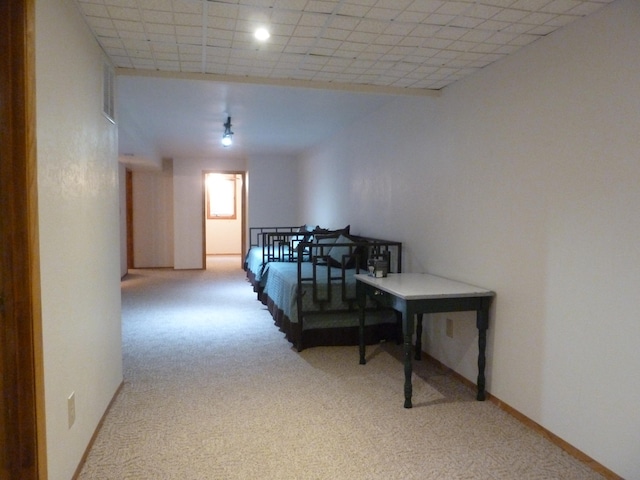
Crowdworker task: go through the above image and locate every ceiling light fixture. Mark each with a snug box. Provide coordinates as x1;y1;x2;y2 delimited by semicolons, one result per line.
254;27;270;41
221;116;233;147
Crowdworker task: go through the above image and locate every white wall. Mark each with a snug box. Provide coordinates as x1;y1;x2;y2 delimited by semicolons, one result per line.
173;156;247;269
299;1;640;478
247;153;300;228
132;160;175;268
130;153;300;268
36;0;123;478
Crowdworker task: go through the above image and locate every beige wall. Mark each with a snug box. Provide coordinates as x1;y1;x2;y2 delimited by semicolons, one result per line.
299;1;640;478
126;152;300;269
173;157;247;269
132;161;175;268
36;0;123;478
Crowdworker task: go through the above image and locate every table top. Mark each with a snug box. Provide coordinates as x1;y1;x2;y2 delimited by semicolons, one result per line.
355;273;494;300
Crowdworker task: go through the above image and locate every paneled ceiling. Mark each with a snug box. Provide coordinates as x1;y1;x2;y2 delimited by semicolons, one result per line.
72;0;614;159
76;0;613;91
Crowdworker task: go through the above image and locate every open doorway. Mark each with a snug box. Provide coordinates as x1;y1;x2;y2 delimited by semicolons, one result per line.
203;171;246;270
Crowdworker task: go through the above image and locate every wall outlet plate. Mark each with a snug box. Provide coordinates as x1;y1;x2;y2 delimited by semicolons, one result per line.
446;318;454;338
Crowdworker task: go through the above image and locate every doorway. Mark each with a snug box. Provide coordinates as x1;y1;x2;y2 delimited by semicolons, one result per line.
203;171;246;270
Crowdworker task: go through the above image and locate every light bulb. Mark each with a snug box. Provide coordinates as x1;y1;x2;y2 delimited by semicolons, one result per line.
254;27;270;41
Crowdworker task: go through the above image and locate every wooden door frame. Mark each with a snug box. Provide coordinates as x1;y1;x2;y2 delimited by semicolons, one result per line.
0;0;46;478
201;170;247;269
126;169;134;270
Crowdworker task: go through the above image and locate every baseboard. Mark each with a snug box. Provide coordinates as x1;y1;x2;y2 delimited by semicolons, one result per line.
422;353;623;480
72;381;124;480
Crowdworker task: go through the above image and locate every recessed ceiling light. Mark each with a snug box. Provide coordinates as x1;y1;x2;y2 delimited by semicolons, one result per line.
254;27;270;41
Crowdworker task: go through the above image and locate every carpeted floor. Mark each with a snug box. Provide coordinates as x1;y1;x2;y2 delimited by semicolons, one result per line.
78;255;603;479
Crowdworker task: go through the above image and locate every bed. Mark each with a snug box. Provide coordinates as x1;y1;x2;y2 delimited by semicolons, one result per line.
244;225;403;351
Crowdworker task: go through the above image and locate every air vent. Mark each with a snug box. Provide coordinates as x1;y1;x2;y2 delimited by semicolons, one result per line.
103;61;115;124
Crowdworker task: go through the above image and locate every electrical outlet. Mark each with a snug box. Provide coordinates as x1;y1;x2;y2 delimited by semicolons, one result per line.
68;392;76;429
446;318;454;338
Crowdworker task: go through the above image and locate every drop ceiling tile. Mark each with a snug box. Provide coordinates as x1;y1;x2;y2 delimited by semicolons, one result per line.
138;0;173;10
526;24;557;35
74;0;615;91
107;6;141;20
510;0;554;11
329;15;360;30
509;33;539;46
541;0;582;13
522;11;558;24
154;51;179;60
365;7;400;21
486;31;520;45
274;0;309;9
424;13;457;25
467;4;503;19
244;0;277;7
103;0;137;7
86;16;117;29
147;33;177;42
492;8;530;22
478;19;512;31
337;4;370;17
270;10;303;24
394;10;428;23
304;1;336;14
174;13;202;26
80;3;110;16
293;25;324;37
155;60;181;69
299;12;329;27
435;1;475;16
449;16;485;29
346;31;377;43
112;19;145;32
500;22;535;33
544;13;579;27
172;0;202;14
93;27;120;38
142;10;173;23
568;1;607;15
480;0;519;6
435;26;468;40
154;42;179;53
383;22;415;36
105;47;128;57
110;55;134;67
146;22;174;33
175;25;201;36
376;34;404;46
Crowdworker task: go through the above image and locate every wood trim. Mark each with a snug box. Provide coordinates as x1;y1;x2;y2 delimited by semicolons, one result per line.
202;170;246;268
421;353;622;480
126;170;134;270
0;0;45;478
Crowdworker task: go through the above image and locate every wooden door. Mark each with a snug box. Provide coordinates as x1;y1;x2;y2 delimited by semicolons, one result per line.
0;0;44;478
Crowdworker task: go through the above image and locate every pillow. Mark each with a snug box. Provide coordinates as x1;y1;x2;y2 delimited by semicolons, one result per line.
313;224;350;236
328;234;361;268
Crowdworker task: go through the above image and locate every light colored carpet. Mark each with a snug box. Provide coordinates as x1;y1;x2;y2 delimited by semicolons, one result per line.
78;256;603;479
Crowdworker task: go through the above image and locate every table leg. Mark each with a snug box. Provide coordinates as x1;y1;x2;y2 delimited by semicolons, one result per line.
403;308;414;408
414;313;423;360
476;306;490;401
358;283;366;365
